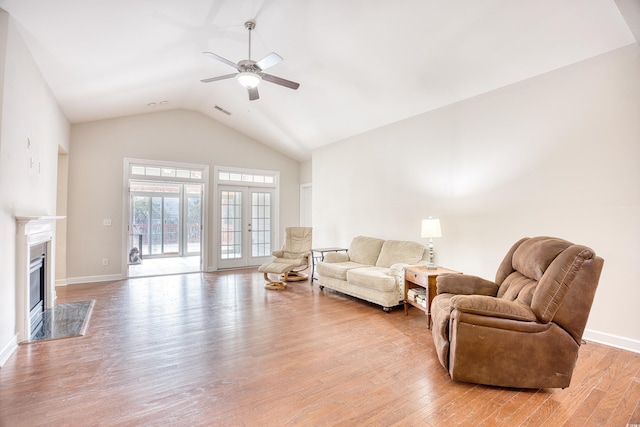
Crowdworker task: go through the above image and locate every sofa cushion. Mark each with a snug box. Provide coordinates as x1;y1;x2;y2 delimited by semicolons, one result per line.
317;261;369;281
348;236;385;266
347;267;397;292
375;240;425;268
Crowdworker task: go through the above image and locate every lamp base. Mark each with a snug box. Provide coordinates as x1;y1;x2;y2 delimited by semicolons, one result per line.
427;241;437;270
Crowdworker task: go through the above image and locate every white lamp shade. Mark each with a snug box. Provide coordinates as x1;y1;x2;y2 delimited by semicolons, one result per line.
236;72;261;88
421;218;442;238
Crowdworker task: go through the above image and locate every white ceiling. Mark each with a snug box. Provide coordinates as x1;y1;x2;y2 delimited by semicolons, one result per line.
0;0;635;161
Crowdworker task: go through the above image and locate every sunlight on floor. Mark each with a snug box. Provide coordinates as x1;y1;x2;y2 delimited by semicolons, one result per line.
128;256;201;278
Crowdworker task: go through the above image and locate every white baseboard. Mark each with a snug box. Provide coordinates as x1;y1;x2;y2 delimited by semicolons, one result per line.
0;335;18;367
583;328;640;354
65;274;124;285
55;278;68;286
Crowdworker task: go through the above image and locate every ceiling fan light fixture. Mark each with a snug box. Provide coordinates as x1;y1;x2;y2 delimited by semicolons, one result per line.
236;72;261;88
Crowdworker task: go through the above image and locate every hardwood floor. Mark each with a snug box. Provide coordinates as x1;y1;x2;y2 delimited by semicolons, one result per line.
1;269;639;426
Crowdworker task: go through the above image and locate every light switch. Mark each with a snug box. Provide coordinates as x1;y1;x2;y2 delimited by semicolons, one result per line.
103;219;112;226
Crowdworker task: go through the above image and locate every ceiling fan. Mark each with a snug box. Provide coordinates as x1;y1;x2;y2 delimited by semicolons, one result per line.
201;20;300;101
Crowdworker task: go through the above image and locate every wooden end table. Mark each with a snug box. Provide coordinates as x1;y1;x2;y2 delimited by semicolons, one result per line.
404;266;461;328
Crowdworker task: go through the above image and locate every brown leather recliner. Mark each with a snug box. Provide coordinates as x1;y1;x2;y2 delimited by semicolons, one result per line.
430;236;604;389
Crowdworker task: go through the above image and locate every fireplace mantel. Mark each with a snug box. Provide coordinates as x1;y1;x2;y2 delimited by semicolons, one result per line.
15;215;65;342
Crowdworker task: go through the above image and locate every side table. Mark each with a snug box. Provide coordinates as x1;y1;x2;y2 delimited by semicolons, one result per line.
404;266;461;328
310;247;348;282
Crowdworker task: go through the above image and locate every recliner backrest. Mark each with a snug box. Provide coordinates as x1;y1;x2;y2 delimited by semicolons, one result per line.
281;227;313;257
493;236;603;343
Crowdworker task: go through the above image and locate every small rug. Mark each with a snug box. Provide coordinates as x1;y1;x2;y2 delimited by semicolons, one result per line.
24;300;95;344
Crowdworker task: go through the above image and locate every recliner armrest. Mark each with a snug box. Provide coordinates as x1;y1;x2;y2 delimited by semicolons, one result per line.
453;311;550;334
323;252;350;263
272;250;284;258
286;252;309;259
451;295;537;322
436;274;498;296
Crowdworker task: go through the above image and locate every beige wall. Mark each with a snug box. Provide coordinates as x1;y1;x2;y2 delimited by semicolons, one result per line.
313;44;640;351
300;160;312;184
0;11;70;361
67;109;300;281
55;148;69;284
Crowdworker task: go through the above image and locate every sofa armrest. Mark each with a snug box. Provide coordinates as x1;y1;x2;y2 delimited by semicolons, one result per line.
450;295;537;322
436;274;499;296
323;252;350;263
387;263;409;283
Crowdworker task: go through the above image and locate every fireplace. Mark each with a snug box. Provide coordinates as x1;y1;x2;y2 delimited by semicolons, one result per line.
29;243;47;336
16;216;64;342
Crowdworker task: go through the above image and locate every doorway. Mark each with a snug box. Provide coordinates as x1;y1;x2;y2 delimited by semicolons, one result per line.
215;167;279;270
218;186;274;269
124;159;207;278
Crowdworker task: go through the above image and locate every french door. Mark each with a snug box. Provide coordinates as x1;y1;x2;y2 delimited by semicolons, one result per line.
218;185;274;269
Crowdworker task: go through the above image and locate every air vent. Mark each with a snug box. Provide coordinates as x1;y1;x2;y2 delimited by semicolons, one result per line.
214;105;231;116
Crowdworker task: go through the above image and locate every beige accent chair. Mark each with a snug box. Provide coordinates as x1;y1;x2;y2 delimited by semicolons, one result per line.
430;236;604;389
258;227;312;290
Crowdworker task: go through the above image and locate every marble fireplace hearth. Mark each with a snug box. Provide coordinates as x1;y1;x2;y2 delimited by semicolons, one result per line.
26;300;94;343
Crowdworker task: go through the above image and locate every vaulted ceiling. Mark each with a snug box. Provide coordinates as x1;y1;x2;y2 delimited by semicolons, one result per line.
0;0;636;161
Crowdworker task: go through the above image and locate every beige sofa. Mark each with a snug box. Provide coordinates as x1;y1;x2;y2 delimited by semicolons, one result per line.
317;236;428;311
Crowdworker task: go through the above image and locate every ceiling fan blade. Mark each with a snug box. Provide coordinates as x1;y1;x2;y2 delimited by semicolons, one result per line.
260;73;300;90
248;87;259;101
203;51;240;71
200;73;238;83
255;52;283;71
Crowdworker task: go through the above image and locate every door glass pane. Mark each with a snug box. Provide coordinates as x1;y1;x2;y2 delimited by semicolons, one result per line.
131;196;150;257
151;197;163;255
221;190;242;259
163;197;180;255
251;191;271;257
186;195;202;254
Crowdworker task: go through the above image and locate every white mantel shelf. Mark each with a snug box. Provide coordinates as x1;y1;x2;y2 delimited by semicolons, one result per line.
16;215;66;222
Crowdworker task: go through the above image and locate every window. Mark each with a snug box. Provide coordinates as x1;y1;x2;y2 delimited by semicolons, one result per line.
218;171;275;184
130;164;204;181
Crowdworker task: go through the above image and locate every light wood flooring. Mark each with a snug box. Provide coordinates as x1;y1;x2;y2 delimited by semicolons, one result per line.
1;269;639;426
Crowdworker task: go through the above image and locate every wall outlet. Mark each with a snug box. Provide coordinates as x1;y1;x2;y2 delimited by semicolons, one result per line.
102;258;109;266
